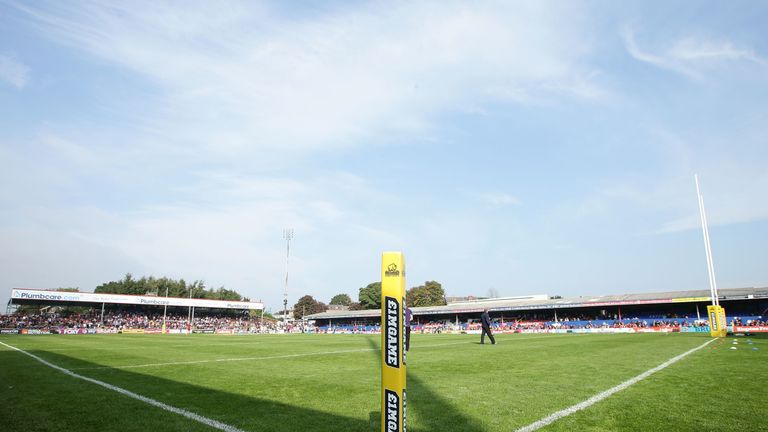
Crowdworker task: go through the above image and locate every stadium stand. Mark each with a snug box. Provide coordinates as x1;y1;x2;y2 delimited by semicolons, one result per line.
0;311;302;334
308;287;768;334
3;286;766;335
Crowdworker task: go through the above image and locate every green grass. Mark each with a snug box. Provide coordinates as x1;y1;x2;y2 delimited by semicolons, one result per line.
0;333;765;431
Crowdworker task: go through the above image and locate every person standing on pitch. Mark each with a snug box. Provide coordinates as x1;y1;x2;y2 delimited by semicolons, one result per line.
480;309;496;345
405;307;412;351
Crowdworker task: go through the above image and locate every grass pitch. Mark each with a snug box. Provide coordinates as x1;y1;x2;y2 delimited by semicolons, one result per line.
1;332;765;431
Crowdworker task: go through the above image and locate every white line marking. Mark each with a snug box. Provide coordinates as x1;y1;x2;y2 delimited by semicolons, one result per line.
18;345;155;352
2;333;561;353
514;338;717;432
72;341;472;370
68;335;567;370
0;341;246;432
20;338;322;352
77;348;380;370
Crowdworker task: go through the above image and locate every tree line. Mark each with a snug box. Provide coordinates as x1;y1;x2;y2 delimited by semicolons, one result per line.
94;273;247;301
45;273;446;319
292;280;446;319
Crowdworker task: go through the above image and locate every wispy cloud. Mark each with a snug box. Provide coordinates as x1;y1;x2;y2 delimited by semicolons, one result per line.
0;161;390;297
458;188;521;207
622;27;766;79
669;38;765;63
655;168;768;234
0;53;29;88
568;124;768;236
39;133;99;166
5;2;766;307
15;1;603;156
478;192;521;207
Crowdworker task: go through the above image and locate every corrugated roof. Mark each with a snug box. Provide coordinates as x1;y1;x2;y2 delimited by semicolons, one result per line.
306;287;768;320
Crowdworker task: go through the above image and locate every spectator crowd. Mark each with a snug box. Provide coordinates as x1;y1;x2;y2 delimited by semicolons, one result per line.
2;311;764;335
0;311;289;334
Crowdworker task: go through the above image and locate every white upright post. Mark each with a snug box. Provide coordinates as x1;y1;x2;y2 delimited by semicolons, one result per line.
695;175;719;306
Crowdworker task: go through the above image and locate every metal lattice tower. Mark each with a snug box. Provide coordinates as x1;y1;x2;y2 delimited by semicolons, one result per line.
282;228;294;327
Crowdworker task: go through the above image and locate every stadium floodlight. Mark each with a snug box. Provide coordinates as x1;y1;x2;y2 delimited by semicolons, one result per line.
187;285;193;335
282;228;294;328
162;286;169;333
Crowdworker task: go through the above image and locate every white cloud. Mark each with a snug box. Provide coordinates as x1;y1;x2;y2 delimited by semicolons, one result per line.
478;192;522;207
622;27;766;79
0;225;144;292
669;38;765;63
9;168;389;302
16;1;604;156
578;168;768;236
39;133;99;165
0;54;29;88
568;124;768;236
457;188;521;207
656;167;768;234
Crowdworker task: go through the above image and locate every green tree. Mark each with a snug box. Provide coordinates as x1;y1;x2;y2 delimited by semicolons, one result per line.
94;274;245;301
358;282;382;309
188;280;207;299
210;287;241;301
54;288;86;315
250;309;276;321
293;295;328;319
329;293;352;306
406;281;446;307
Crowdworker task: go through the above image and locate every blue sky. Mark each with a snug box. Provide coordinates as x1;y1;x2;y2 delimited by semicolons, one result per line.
1;1;767;312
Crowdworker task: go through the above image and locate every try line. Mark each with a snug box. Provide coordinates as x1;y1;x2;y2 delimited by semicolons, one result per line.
514;338;717;432
0;340;246;432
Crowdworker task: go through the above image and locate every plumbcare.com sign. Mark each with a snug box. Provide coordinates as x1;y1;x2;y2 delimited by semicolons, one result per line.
11;288;263;310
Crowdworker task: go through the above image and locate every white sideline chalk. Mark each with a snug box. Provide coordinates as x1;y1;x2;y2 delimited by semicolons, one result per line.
0;341;246;432
514;338;716;432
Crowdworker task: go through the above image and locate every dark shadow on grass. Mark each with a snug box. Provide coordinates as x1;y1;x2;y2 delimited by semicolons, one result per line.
2;348;377;432
4;334;490;432
364;337;485;432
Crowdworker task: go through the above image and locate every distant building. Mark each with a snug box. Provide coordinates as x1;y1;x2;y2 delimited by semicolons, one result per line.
273;308;295;322
447;294;549;305
446;296;481;303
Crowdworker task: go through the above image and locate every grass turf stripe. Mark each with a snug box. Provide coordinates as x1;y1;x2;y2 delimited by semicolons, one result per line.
0;340;246;432
514;338;716;432
70;340;473;370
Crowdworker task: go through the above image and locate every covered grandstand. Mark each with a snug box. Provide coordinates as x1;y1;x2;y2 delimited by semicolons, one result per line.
3;288;266;335
307;287;768;333
7;288;263;312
